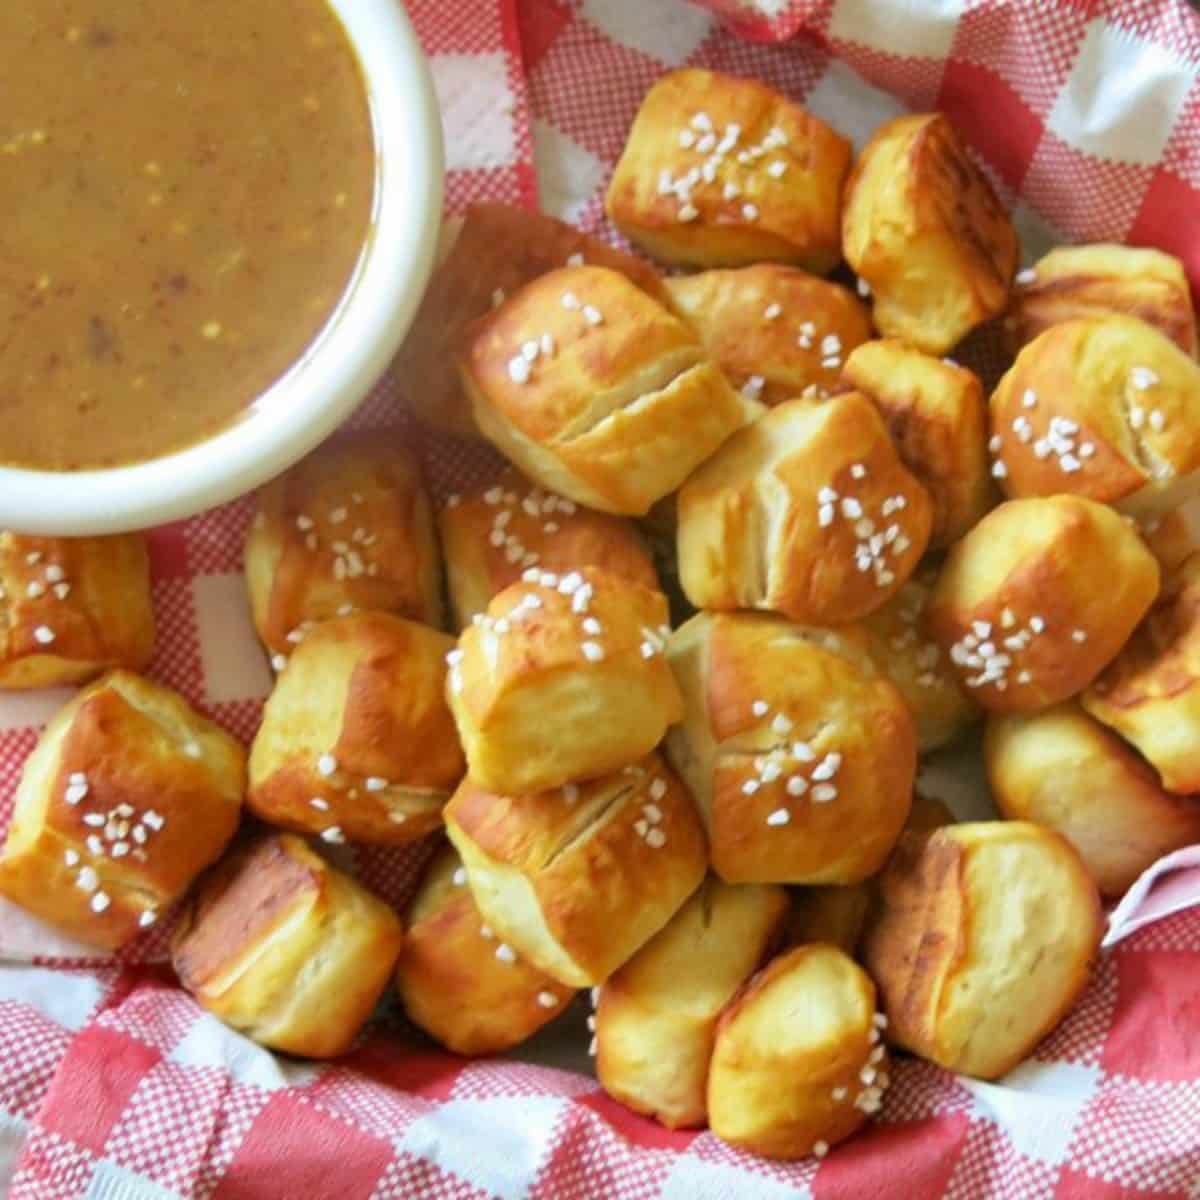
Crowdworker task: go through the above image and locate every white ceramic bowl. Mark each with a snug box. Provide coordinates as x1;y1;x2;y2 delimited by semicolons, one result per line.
0;0;444;536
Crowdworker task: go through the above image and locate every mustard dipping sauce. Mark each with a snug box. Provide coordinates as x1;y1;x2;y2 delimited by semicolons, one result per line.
0;0;376;470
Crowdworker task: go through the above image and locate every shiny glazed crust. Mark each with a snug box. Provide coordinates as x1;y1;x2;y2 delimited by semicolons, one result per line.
842;113;1018;354
989;316;1200;519
840;339;993;547
0;671;244;948
677;394;933;625
0;533;154;690
439;469;658;630
245;434;443;658
665;611;916;885
707;944;887;1159
985;702;1200;895
606;69;851;272
1006;244;1197;357
926;496;1160;713
445;567;682;794
665;265;871;407
444;753;708;987
248;613;463;845
395;843;575;1055
461;265;761;516
1083;553;1200;793
172;833;404;1059
860;821;1102;1080
595;878;790;1128
397;203;669;437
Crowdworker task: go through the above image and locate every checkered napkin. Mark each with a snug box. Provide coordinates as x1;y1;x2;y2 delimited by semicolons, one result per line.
2;0;1200;1195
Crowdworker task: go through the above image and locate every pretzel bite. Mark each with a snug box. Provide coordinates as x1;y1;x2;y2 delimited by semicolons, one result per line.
785;885;873;956
248;613;463;845
396;204;668;437
594;877;789;1128
861;821;1102;1079
664;265;871;407
986;703;1200;896
841;339;993;547
860;567;981;753
0;671;243;948
1083;553;1200;793
606;69;851;272
842;113;1019;354
173;833;404;1059
461;265;760;516
677;394;933;625
989;316;1200;519
245;434;443;662
665;611;916;885
444;753;707;987
395;843;576;1055
707;945;892;1160
1006;244;1197;357
440;468;658;630
445;567;681;795
0;532;153;690
1141;505;1200;574
926;496;1159;713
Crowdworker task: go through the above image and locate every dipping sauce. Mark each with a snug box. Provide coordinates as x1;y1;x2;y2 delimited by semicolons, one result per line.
0;1;375;470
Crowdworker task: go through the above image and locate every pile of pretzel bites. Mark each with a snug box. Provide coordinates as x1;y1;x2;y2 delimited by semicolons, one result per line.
4;67;1200;1163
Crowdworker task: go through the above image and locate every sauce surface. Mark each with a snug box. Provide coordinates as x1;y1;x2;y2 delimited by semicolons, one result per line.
0;1;375;470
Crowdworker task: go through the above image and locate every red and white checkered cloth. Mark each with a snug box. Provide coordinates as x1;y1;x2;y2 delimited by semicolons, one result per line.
2;0;1200;1195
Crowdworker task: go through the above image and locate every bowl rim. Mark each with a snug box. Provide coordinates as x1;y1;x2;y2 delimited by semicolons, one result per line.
0;0;445;536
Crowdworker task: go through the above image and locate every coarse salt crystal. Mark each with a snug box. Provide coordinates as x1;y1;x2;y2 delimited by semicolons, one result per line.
766;808;790;827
